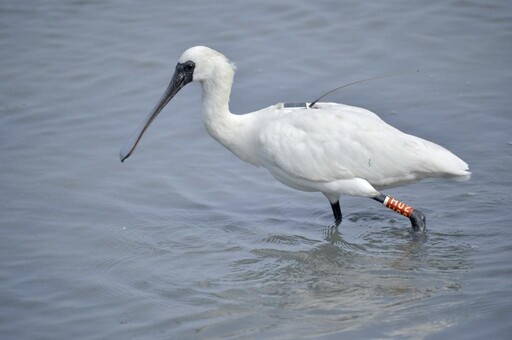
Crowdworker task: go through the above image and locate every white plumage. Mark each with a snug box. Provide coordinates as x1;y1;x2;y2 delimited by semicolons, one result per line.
120;46;470;231
254;102;469;193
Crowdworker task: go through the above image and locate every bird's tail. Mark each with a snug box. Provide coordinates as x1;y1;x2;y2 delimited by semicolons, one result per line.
431;145;471;181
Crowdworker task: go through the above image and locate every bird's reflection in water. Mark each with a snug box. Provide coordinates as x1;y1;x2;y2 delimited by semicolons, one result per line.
241;214;472;332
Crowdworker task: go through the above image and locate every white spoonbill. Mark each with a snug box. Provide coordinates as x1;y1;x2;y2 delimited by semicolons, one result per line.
120;46;471;232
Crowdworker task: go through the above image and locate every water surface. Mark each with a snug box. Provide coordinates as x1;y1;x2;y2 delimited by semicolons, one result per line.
1;0;511;339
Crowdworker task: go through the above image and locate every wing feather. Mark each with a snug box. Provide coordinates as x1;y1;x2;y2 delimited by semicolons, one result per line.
256;103;467;187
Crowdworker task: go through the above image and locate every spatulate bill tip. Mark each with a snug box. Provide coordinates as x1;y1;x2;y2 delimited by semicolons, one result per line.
119;151;129;163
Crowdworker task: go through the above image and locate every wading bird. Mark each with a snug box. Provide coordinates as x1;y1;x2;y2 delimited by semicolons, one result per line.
120;46;470;232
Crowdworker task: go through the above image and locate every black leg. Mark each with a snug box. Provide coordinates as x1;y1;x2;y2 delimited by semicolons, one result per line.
330;201;342;226
409;210;426;232
372;194;426;232
372;193;387;204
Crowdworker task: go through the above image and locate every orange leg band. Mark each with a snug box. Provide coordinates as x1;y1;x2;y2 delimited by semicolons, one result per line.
383;196;414;218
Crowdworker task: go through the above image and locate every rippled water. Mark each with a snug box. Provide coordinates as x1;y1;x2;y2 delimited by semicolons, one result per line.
1;0;511;339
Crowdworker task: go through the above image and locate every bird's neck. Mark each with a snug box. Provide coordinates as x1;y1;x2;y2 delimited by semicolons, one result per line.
200;77;257;165
201;77;232;124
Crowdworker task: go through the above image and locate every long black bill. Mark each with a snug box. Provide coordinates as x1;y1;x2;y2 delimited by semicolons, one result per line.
119;69;189;162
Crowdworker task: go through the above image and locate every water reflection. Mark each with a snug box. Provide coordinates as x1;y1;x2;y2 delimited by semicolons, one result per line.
2;0;509;338
105;217;474;337
248;218;471;313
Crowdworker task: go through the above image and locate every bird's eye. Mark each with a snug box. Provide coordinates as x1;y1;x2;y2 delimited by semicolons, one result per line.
185;62;194;71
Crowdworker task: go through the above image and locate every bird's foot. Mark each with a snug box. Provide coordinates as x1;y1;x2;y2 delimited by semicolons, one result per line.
409;210;426;233
334;217;342;227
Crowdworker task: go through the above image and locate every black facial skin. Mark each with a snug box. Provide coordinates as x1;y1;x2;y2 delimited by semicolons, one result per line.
176;60;195;85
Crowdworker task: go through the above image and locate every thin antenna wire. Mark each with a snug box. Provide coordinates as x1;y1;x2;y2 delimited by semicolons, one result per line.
309;70;420;108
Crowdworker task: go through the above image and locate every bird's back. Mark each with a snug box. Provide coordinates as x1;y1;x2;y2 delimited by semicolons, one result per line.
255;102;470;189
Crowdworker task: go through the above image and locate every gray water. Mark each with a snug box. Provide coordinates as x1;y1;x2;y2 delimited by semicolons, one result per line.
1;0;511;339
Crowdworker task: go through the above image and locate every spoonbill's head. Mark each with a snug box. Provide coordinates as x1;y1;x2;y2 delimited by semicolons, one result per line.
119;46;235;162
179;46;236;82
